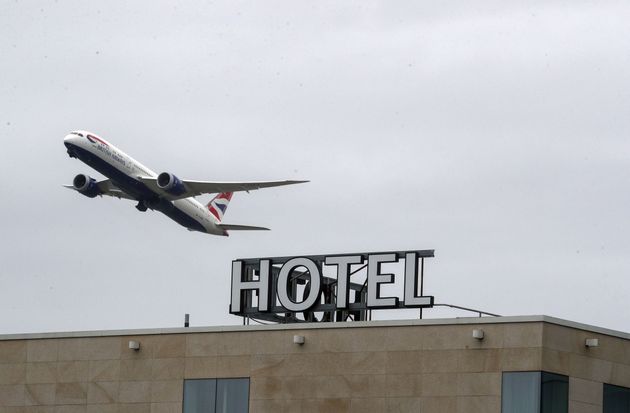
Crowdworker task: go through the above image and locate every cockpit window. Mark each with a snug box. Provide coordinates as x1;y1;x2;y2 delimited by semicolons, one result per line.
71;131;84;137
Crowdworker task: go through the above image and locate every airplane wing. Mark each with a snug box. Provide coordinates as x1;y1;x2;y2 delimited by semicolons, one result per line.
137;177;308;200
64;179;136;200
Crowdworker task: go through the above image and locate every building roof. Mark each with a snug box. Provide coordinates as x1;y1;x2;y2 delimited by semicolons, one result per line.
0;315;628;342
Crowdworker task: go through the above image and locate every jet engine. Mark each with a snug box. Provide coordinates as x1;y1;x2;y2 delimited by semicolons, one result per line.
72;174;102;198
156;172;187;196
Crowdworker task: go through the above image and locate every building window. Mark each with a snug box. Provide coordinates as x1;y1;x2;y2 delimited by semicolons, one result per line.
183;378;249;413
604;384;630;412
502;371;568;413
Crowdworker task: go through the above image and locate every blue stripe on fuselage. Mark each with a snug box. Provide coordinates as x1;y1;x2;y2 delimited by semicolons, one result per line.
65;142;206;233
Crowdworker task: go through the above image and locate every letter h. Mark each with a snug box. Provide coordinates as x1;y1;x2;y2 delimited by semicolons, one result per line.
230;260;271;313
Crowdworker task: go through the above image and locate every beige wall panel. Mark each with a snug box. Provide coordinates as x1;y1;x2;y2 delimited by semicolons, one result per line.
420;326;469;350
384;327;425;352
86;381;118;404
456;372;501;396
568;400;601;413
54;405;87;413
117;402;151;413
153;336;185;359
84;338;120;362
249;398;293;413
385;351;423;374
213;332;253;356
184;357;218;379
25;383;56;406
117;380;151;403
385;374;422;397
285;352;351;377
0;342;26;364
54;383;87;405
215;355;251;377
345;374;387;398
87;360;119;382
421;373;458;396
240;331;292;355
611;362;630;388
186;334;219;358
86;405;117;413
349;397;387;413
569;353;613;383
150;380;183;403
457;349;501;373
541;348;571;375
456;395;501;413
503;323;543;348
348;351;386;375
500;348;542;371
543;324;580;353
385;396;422;412
24;406;56;413
569;377;602;406
249;375;285;400
307;375;352;399
150;402;182;413
151;358;184;380
250;354;287;377
27;341;59;363
0;363;26;385
422;350;460;373
119;359;153;381
57;339;90;362
26;363;58;384
299;397;351;412
56;361;89;383
421;396;457;413
0;384;25;406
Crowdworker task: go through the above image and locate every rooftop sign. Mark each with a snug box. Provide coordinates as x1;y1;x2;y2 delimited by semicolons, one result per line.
230;250;434;323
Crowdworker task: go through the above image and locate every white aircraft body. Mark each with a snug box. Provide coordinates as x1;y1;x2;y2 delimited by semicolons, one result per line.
63;131;306;236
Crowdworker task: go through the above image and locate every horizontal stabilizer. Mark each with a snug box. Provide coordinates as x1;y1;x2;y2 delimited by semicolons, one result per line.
217;224;270;231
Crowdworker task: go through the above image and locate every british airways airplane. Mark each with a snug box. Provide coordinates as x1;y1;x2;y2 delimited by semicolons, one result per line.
63;130;307;236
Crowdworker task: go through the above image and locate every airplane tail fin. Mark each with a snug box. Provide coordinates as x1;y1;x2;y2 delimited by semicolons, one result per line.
207;192;233;222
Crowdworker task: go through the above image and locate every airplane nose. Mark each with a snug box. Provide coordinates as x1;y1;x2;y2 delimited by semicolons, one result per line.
64;134;79;157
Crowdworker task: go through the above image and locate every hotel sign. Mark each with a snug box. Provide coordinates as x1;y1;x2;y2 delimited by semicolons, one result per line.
230;250;434;323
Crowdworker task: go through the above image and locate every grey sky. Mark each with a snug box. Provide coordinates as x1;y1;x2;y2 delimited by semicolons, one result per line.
1;1;629;334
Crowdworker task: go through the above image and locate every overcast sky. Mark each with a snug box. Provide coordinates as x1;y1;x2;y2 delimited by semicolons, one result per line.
1;1;629;334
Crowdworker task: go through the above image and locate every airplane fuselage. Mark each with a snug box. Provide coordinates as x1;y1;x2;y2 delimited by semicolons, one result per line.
64;131;227;235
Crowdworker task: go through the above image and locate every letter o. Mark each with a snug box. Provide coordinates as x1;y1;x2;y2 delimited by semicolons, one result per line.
277;258;322;312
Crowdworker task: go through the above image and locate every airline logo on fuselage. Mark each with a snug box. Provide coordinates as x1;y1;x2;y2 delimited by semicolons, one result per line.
86;134;109;146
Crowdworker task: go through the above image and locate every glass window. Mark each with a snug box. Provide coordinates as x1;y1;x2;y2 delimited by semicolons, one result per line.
184;378;249;413
502;371;541;413
184;379;216;413
604;384;630;413
502;371;568;413
541;372;568;413
216;378;250;413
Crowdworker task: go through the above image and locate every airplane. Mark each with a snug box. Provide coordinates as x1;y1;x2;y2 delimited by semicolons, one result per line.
63;130;307;236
